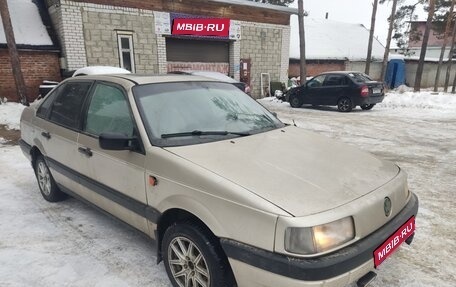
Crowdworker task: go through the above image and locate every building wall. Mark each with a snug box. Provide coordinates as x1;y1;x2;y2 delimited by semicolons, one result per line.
409;22;448;48
404;60;456;88
82;10;158;73
288;60;345;78
52;0;290;99
345;61;382;81
240;23;289;98
0;50;61;102
167;62;229;74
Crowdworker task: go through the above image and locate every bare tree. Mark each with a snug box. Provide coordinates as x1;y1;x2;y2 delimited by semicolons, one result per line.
380;0;399;82
414;0;436;92
0;0;28;105
445;17;456;91
434;0;455;92
298;0;307;84
366;0;379;75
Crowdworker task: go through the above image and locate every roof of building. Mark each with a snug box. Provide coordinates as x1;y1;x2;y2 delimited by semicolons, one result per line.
289;16;385;61
0;0;57;50
210;0;298;15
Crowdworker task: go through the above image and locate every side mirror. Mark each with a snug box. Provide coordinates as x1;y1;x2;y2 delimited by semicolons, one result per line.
99;132;138;151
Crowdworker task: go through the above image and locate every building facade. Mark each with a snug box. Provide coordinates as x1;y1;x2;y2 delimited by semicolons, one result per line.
45;0;294;98
0;0;60;102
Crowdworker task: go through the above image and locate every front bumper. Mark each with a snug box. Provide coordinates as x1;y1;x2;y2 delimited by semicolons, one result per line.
221;192;418;285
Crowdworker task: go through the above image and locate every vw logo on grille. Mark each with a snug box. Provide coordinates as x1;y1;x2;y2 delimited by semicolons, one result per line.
384;197;392;217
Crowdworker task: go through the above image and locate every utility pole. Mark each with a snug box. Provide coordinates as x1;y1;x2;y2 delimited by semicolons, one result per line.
0;0;28;105
298;0;307;85
366;0;379;75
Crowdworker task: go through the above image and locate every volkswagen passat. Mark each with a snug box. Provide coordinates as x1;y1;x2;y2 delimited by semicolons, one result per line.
20;74;418;287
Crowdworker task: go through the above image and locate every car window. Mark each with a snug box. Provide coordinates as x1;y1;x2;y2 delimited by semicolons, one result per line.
84;83;134;137
37;84;65;119
323;75;347;86
307;75;326;88
348;73;372;83
48;82;92;129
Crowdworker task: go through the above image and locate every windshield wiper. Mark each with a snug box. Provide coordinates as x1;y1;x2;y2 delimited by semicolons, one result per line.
161;130;250;139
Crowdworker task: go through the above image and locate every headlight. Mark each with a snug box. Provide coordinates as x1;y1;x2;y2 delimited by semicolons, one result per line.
284;217;355;255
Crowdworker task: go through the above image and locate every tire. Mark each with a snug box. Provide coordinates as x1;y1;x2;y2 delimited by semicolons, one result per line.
361;104;375;110
289;94;303;108
337;97;353;112
162;222;235;287
34;156;66;202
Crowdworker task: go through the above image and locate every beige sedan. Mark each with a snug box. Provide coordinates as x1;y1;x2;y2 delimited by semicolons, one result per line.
20;74;418;287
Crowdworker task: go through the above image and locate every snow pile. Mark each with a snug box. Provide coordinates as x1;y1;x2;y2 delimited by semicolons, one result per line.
383;91;456;111
0;0;53;46
0;102;26;130
289;16;384;61
72;66;131;77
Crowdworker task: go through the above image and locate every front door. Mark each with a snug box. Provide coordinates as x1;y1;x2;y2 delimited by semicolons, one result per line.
77;82;149;234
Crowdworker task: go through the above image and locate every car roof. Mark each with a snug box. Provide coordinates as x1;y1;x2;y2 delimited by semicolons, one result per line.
67;74;222;85
318;71;363;75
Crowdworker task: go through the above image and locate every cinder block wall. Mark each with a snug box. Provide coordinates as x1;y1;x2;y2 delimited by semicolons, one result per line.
0;50;61;102
82;10;159;73
240;23;289;99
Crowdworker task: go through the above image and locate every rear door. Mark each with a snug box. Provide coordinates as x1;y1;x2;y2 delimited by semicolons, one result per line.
34;81;93;193
320;74;350;105
77;81;149;234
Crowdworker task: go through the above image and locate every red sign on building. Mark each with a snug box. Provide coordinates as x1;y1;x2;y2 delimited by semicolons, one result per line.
172;18;230;37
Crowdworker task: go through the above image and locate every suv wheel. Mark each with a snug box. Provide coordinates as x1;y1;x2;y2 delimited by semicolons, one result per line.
34;156;66;202
289;94;303;108
337;97;353;112
361;104;375;110
162;222;235;287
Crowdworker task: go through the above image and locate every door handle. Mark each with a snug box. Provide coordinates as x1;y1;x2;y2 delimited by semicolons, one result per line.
78;147;93;157
41;131;51;139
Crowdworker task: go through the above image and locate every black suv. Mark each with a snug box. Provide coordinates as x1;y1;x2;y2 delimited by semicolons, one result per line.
286;71;384;112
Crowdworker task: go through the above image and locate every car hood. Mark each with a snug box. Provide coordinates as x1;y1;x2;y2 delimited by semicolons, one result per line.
164;126;399;217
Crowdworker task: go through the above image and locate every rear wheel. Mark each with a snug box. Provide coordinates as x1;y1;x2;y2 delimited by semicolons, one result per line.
289;94;303;108
34;156;66;202
162;222;235;287
337;97;353;112
361;104;375;110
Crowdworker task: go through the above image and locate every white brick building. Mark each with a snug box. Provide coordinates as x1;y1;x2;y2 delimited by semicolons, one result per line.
45;0;296;98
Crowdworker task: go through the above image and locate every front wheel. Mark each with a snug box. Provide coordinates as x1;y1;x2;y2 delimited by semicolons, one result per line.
337;97;353;112
361;104;375;110
162;222;235;287
289;94;303;108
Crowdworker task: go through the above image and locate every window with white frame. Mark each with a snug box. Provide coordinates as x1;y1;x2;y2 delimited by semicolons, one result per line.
117;33;135;72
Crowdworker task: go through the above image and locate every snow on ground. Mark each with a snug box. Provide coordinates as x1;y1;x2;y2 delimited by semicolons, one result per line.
0;90;455;286
0;102;26;130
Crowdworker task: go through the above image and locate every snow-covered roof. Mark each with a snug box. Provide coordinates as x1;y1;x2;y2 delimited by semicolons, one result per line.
210;0;298;14
0;0;54;47
290;16;385;61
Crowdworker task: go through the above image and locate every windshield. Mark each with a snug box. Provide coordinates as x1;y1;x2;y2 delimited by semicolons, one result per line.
133;81;284;147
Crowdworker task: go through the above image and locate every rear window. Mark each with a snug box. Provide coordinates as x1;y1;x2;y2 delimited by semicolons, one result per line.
348;73;372;83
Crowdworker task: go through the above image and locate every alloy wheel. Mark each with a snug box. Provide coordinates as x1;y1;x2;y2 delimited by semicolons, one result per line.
168;236;210;287
338;98;352;112
37;161;52;196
